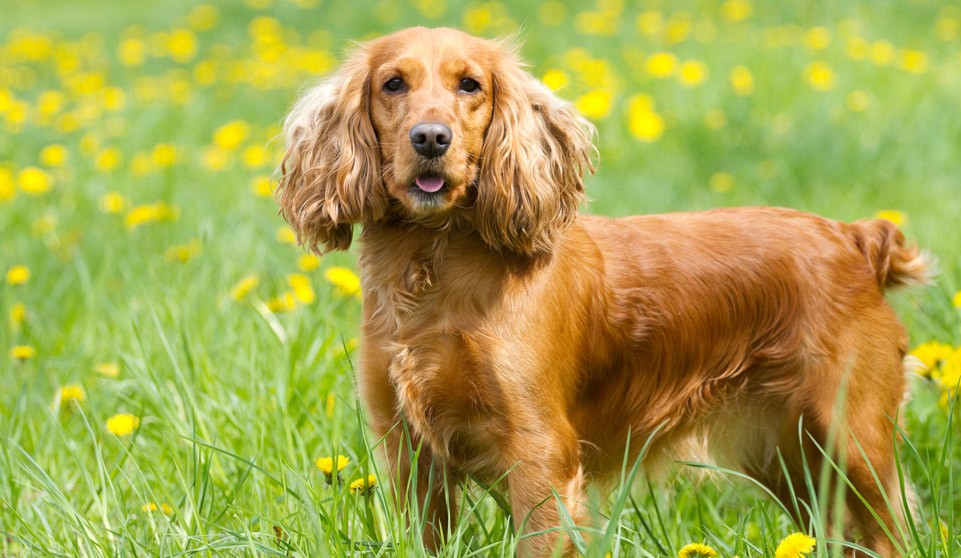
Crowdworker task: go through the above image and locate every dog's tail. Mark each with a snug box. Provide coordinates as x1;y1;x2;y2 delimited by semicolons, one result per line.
848;218;934;290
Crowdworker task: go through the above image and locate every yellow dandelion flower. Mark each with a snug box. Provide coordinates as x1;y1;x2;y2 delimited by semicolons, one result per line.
124;202;179;229
325;267;362;298
165;239;202;263
18;167;52;195
105;413;140;436
575;89;613;120
541;69;569;91
7;265;30;285
10;303;26;327
288;273;316;304
95;362;121;378
775;532;816;558
298;253;321;272
708;172;735;193
729;65;754;96
32;213;56;236
349;474;378;494
11;345;36;360
325;392;336;417
678;60;708;86
900;49;929;74
626;94;665;142
804;26;832;50
678;542;717;558
166;29;197;64
102;87;126;112
266;292;297;313
0;167;15;201
646;51;678;77
57;385;86;406
98;192;129;214
213;120;250;150
870;40;895;66
242;145;269;168
804;61;836;91
952;291;961;308
874;209;906;226
251;176;273;198
845;36;869;60
315;455;350;475
636;10;663;36
36;90;66;119
118;38;146;67
39;144;69;167
230;275;259;301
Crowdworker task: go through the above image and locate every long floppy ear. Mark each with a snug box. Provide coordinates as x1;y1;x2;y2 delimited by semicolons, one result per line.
277;47;386;253
474;42;597;256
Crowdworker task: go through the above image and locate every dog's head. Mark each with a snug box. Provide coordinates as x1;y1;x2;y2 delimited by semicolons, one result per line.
278;27;595;255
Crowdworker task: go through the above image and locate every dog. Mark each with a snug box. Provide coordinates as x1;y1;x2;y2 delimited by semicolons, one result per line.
277;27;928;556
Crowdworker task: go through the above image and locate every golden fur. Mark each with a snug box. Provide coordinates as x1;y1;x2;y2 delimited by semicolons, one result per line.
278;27;929;556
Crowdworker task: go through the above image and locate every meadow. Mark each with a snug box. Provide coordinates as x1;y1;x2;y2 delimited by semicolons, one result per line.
1;0;960;556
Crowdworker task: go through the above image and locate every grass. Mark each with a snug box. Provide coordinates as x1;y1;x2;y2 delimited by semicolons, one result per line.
1;0;960;556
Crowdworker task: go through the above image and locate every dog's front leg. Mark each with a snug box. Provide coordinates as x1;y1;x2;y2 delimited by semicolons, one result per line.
508;434;587;558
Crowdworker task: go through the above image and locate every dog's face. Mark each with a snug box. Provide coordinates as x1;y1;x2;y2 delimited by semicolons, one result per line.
278;27;596;255
367;28;495;218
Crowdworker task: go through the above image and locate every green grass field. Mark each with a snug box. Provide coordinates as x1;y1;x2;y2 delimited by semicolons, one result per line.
2;0;960;556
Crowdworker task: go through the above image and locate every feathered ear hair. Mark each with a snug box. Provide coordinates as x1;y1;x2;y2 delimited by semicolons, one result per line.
276;47;386;253
474;41;597;256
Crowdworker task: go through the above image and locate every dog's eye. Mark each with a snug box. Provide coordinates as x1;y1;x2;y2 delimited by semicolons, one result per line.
458;77;480;93
384;77;406;93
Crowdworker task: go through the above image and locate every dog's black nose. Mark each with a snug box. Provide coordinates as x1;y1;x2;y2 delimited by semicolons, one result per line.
409;122;452;158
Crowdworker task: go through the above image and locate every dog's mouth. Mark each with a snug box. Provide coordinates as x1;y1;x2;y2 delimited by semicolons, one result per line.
410;174;447;195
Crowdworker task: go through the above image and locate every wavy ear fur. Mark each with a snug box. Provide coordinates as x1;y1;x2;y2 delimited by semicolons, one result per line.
475;42;597;256
277;49;385;253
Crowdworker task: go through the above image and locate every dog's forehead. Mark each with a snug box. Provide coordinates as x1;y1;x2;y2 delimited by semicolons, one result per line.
368;27;495;68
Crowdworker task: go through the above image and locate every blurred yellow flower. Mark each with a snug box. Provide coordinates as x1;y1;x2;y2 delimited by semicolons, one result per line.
202;147;231;171
626;94;664;142
214;120;250;150
678;60;708;86
18;167;52;195
298;253;321;272
646;51;678;77
141;502;173;514
242;145;269;168
870;40;895;65
900;49;929;73
804;27;832;50
102;87;126;111
251;176;273;197
106;413;140;436
874;209;906;226
953;291;961;308
7;265;30;285
539;1;566;27
151;144;178;167
95;147;123;173
40;144;69;167
230;275;259;301
11;345;36;360
165;239;203;263
57;385;86;406
775;532;816;558
636;10;663;36
804;61;836;91
677;543;717;557
276;226;297;244
846;90;870;112
708;172;735;193
118;38;146;66
187;5;219;31
575;89;613;120
266;292;297;313
349;474;378;494
288;273;316;304
125;202;179;229
0;167;15;201
95;362;121;378
166;29;197;63
99;192;129;214
845;36;869;60
541;69;569;91
10;303;26;327
719;0;752;23
325;267;362;298
575;11;616;36
729;65;754;96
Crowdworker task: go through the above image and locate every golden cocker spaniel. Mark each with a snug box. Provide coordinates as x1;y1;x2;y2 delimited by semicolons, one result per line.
277;27;928;556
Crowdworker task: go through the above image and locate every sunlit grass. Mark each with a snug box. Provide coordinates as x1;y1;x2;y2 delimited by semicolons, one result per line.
2;0;960;556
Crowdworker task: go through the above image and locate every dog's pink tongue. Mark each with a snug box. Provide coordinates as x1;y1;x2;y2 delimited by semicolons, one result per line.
415;175;445;193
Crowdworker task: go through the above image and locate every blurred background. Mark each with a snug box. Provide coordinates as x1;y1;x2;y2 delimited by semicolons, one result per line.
2;0;960;555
